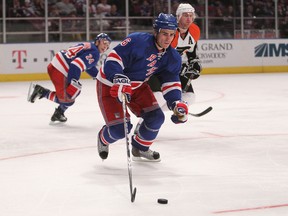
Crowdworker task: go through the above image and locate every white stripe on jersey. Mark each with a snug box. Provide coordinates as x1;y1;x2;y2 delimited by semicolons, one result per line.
161;81;182;95
71;57;87;71
51;52;69;77
106;50;124;70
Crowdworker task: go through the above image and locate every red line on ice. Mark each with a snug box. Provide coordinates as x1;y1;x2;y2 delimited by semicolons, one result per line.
213;203;288;214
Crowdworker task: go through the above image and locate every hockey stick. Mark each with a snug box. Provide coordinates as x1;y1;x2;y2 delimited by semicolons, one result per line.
189;106;213;117
122;95;137;203
181;66;213;117
181;65;199;93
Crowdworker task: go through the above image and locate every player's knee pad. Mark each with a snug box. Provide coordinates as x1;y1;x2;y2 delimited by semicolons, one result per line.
142;108;165;129
108;121;133;140
138;108;164;140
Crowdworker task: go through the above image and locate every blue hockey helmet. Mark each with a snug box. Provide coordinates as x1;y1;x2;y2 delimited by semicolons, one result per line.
153;13;178;32
94;33;112;43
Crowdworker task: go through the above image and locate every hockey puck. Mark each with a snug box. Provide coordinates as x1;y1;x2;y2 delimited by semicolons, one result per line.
157;198;168;204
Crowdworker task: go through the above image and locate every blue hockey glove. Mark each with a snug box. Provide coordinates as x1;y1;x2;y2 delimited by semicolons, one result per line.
170;100;189;124
66;79;82;99
110;74;132;103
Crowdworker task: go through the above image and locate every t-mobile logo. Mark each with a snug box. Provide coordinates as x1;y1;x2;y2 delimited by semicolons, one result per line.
12;50;27;69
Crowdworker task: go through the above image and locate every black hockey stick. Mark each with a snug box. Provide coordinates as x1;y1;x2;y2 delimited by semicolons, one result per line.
189;106;213;117
181;66;213;117
122;95;137;202
181;62;200;93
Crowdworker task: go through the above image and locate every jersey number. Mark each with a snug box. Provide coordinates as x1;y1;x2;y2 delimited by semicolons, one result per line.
65;45;84;59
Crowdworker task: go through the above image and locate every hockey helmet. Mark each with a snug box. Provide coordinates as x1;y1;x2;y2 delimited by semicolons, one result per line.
94;33;112;43
153;13;178;32
176;3;196;21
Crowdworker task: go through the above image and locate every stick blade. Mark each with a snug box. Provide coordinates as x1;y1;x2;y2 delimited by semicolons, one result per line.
131;187;137;202
189;106;213;117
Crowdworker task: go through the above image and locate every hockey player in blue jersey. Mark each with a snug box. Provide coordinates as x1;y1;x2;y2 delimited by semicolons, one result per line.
96;13;189;162
27;33;111;122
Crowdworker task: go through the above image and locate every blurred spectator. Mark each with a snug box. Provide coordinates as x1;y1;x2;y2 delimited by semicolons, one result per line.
262;0;275;17
139;0;153;26
129;0;141;25
10;0;24;17
75;0;86;16
97;0;111;16
92;5;110;30
279;15;288;38
49;4;60;18
88;0;98;17
106;4;123;27
277;0;287;17
153;1;163;16
4;0;288;41
33;0;45;17
129;0;141;16
109;0;125;15
222;5;234;38
55;0;81;41
171;1;180;15
22;0;44;30
49;4;60;41
212;6;233;38
55;0;77;16
22;0;37;17
106;4;124;39
244;3;256;29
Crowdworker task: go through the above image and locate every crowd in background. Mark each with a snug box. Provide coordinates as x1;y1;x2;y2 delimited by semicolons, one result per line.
4;0;288;39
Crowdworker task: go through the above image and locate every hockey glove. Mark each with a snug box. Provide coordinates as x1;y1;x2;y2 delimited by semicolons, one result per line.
170;100;189;124
110;74;132;103
66;79;82;100
187;57;202;79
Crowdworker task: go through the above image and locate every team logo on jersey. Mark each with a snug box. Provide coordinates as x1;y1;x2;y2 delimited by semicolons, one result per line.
121;38;131;46
85;54;94;64
146;54;158;76
146;54;157;61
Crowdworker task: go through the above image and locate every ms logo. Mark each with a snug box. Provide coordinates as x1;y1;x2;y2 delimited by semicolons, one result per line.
255;43;288;57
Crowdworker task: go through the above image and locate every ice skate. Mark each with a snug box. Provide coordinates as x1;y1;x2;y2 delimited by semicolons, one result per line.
27;83;48;103
51;107;67;122
132;147;161;162
97;129;109;160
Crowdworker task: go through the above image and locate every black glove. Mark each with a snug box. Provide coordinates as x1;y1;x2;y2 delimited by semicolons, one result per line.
186;58;202;79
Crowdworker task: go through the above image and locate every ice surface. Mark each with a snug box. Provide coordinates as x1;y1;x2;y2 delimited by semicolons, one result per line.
1;73;288;216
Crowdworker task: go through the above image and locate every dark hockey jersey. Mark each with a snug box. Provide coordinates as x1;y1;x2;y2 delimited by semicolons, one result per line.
97;32;182;108
51;42;100;83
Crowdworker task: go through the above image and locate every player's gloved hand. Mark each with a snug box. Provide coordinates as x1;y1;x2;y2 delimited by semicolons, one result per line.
110;74;132;103
170;100;189;124
187;57;202;79
66;79;82;99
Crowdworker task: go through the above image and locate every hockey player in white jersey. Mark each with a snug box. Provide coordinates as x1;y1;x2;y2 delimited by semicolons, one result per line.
96;13;189;162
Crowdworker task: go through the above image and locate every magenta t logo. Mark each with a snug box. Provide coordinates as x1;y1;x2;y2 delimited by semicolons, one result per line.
12;50;27;69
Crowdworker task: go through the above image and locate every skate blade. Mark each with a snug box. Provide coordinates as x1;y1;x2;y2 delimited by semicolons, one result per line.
49;121;66;126
27;83;35;102
132;156;161;162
